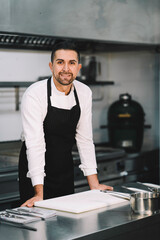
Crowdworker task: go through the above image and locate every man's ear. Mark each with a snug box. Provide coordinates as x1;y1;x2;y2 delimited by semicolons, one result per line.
49;62;53;72
78;63;82;71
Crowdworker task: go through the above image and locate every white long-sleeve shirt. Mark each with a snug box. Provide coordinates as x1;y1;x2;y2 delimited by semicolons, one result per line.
21;77;97;186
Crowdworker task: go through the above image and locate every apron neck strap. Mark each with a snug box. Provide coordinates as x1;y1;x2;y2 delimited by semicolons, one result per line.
47;77;52;108
73;87;80;106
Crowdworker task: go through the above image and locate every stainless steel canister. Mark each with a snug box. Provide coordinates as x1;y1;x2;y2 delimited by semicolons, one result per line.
130;192;160;215
152;188;160;209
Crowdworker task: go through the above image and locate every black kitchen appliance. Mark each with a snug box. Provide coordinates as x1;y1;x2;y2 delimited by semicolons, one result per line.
108;93;145;153
80;56;98;82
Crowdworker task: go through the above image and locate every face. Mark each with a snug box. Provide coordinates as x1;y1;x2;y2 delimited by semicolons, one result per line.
49;49;81;86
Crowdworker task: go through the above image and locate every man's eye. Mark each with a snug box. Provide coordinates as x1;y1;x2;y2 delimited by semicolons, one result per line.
70;61;75;65
57;61;63;64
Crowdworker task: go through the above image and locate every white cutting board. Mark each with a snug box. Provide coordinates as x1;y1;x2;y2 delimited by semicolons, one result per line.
34;190;128;214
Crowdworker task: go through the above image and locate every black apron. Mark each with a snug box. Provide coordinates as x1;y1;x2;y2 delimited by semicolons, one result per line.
18;77;81;204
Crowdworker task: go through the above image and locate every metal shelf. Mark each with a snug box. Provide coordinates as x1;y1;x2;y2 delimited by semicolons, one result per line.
0;82;34;88
0;80;114;111
80;81;114;85
0;82;34;111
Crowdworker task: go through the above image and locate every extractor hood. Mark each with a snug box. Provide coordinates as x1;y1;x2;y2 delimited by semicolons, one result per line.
0;31;159;53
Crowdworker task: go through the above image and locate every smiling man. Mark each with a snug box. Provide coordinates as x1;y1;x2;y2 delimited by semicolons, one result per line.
18;40;113;207
49;48;81;94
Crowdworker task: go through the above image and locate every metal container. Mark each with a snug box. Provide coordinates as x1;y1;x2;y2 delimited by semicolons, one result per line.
80;56;98;82
130;192;160;215
152;188;160;209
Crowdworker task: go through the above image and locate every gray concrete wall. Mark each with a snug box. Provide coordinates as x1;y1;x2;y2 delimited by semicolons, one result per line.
0;0;160;44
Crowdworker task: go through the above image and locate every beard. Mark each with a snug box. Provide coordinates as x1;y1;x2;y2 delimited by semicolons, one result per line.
53;71;75;86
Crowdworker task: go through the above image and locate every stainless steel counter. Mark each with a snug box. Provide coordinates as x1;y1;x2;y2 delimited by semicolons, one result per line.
0;202;160;240
0;141;21;207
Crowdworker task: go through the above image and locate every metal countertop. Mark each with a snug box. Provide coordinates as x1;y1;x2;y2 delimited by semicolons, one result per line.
0;201;160;240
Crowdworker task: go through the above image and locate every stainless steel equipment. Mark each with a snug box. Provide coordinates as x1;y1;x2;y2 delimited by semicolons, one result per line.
73;145;127;192
0;141;21;210
130;191;160;215
102;189;160;215
0;141;158;210
0;141;127;208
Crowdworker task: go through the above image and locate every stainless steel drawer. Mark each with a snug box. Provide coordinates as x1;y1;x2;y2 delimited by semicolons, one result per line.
0;171;19;203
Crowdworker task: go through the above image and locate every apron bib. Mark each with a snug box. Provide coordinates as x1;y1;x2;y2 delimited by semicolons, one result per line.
19;77;80;203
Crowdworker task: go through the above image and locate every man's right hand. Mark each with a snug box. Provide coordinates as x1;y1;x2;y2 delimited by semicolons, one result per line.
21;195;43;207
21;184;43;207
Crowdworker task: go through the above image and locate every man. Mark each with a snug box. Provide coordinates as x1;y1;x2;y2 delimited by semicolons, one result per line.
19;40;113;207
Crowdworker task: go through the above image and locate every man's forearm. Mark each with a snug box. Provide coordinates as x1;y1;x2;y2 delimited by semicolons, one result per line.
87;174;99;189
21;184;44;207
34;184;43;199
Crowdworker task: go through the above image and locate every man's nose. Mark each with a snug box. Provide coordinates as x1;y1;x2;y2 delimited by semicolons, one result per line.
63;63;69;71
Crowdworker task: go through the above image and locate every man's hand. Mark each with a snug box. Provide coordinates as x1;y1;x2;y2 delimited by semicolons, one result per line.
21;184;43;207
87;174;113;191
92;183;113;191
21;195;43;207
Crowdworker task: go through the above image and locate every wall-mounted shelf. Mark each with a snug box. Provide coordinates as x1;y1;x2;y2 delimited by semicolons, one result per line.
0;82;34;111
0;82;34;88
0;80;114;111
77;80;114;85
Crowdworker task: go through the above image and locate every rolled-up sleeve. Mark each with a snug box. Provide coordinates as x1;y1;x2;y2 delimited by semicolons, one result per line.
21;89;46;186
75;89;97;176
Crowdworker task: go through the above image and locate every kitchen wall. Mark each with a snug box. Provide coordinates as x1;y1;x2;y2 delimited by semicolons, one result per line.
0;49;158;153
0;49;51;141
0;0;160;44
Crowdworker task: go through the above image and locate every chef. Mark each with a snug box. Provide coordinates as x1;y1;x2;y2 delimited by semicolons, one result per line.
18;40;113;207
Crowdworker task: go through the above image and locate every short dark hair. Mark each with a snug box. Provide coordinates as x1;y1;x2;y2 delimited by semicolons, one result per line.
51;40;80;63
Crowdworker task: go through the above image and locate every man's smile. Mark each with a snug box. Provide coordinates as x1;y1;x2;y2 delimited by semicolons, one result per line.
60;72;72;78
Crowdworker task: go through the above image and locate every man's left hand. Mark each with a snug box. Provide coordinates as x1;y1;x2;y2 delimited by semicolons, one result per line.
87;174;113;191
93;183;113;191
